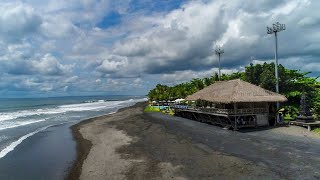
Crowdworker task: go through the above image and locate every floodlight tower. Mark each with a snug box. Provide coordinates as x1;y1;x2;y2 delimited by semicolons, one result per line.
215;45;224;81
267;22;286;110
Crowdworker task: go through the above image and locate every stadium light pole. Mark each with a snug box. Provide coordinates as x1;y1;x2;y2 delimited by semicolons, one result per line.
267;22;285;110
215;45;224;81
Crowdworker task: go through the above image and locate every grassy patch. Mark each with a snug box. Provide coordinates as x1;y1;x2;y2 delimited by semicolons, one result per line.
144;106;161;112
284;115;294;122
312;128;320;135
163;108;175;116
144;106;175;115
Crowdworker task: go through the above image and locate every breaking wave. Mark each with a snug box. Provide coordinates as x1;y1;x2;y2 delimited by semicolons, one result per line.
0;97;147;159
0;125;52;159
0;98;147;122
0;119;46;131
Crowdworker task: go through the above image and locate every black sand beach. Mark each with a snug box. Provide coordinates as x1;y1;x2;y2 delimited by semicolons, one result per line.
68;102;320;179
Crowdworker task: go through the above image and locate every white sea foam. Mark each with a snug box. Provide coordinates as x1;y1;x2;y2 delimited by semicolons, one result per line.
0;98;147;159
0;136;8;142
0;125;51;159
0;119;46;131
0;109;62;122
0;98;147;122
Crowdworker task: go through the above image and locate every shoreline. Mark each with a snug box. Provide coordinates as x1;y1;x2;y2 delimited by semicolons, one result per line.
0;122;77;180
67;116;93;180
66;102;146;180
67;102;320;179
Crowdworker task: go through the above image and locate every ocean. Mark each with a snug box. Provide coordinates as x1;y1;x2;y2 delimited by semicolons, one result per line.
0;95;147;179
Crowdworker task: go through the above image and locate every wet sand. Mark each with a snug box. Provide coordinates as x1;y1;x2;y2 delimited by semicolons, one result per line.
0;123;76;180
68;102;320;179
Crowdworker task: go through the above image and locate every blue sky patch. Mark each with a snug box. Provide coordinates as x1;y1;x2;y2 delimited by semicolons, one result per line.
97;11;122;29
127;0;187;14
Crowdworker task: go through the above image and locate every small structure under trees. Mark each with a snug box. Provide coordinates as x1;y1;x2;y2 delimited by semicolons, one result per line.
174;79;287;129
289;92;320;131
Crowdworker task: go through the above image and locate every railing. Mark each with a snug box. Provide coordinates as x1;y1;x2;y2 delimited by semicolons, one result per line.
236;108;267;114
173;105;267;115
199;107;233;114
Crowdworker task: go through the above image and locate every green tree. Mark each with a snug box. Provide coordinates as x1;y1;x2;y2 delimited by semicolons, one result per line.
260;68;276;91
147;63;320;118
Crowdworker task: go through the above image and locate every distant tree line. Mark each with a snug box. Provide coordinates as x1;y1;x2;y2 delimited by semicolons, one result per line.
147;62;320;118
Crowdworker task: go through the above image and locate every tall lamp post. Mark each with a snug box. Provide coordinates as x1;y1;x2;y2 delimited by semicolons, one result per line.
267;22;286;111
215;45;224;81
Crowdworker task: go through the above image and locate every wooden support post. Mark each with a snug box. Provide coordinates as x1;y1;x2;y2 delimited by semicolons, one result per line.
192;113;198;121
208;115;212;124
266;103;270;126
216;116;221;125
251;103;254;114
234;103;238;130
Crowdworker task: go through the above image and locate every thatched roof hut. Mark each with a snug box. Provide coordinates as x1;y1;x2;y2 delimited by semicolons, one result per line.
186;79;287;103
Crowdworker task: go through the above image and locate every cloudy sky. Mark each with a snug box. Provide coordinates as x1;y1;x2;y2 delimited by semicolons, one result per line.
0;0;319;97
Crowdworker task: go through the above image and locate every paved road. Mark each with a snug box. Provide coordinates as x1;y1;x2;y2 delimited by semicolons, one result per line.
147;113;320;180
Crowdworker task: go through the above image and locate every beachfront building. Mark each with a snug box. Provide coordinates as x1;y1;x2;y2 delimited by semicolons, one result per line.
174;79;287;129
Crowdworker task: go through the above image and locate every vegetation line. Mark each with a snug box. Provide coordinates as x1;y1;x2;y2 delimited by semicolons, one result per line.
148;62;320;119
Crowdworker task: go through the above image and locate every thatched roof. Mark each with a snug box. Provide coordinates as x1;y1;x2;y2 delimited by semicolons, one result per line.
186;79;287;103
